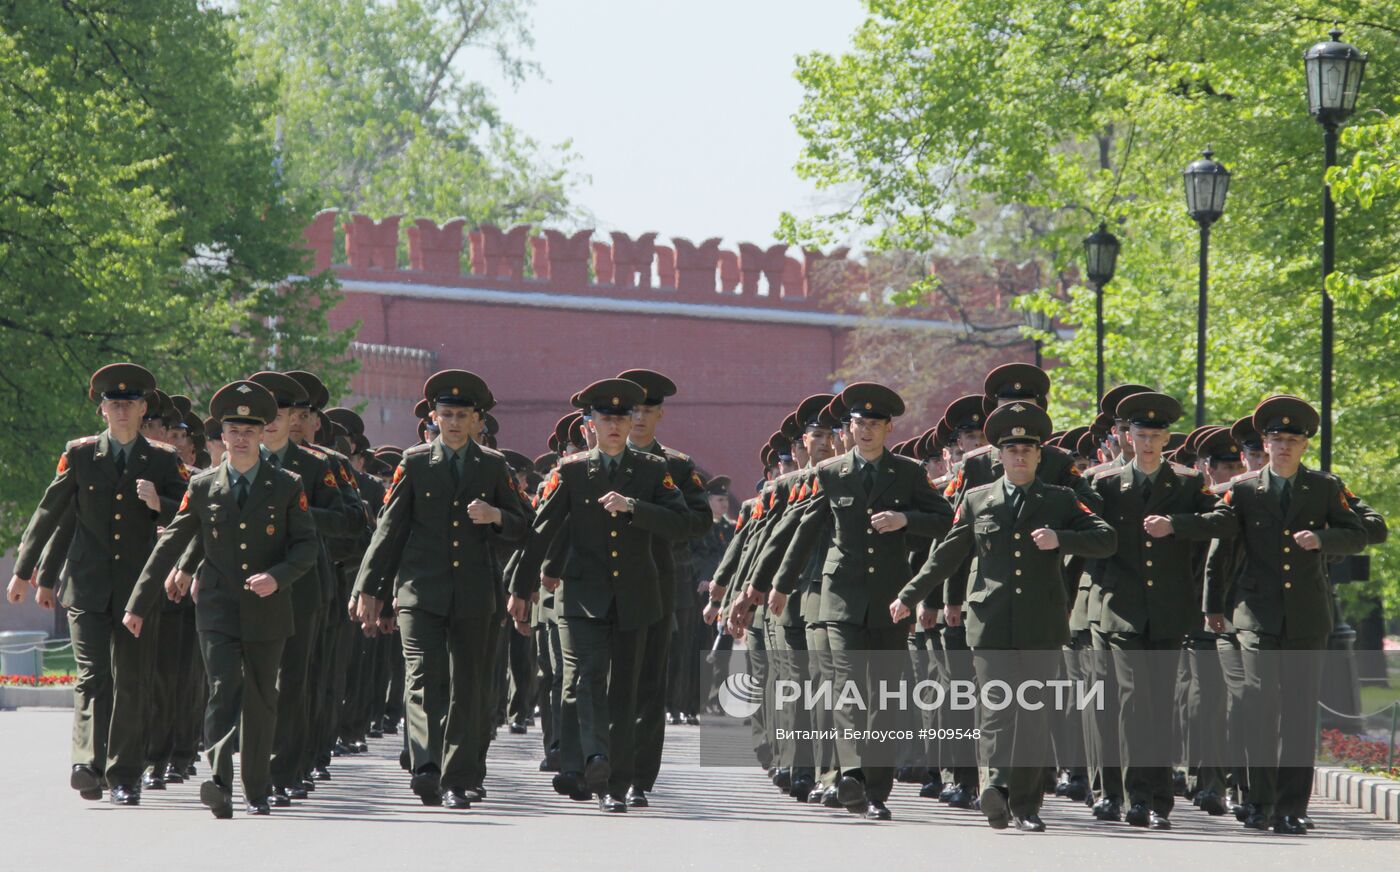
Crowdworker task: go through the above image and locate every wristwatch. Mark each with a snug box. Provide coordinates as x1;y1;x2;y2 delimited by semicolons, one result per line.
626;497;637;512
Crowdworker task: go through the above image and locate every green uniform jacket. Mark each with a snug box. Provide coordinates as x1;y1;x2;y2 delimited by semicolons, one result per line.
949;442;1102;513
353;437;527;616
712;497;760;606
128;462;320;641
899;478;1117;650
750;468;819;626
1091;462;1234;640
1203;466;1367;639
510;447;693;632
15;432;189;613
635;442;713;613
772;449;953;629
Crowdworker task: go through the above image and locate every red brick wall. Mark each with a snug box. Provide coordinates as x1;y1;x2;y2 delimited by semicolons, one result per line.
311;213;1032;493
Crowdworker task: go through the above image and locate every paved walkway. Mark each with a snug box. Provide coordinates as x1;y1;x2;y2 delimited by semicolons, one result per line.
1;708;1395;870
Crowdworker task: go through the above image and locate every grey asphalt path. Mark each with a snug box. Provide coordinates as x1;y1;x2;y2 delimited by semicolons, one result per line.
1;707;1395;871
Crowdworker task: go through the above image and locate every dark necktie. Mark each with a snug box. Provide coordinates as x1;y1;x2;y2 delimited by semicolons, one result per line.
607;456;619;481
234;476;249;509
861;462;876;494
450;452;462;485
1010;487;1025;519
1141;477;1152;504
1279;479;1292;515
114;449;126;478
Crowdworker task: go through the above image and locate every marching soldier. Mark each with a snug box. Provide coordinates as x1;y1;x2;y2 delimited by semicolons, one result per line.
762;382;953;820
892;402;1117;832
8;363;189;806
506;378;692;812
351;370;527;809
1203;395;1367;835
1089;392;1233;829
123;380;320;818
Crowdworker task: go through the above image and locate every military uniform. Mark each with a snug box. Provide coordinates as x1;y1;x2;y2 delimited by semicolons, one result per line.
353;370;527;808
898;403;1116;831
12;364;190;804
509;379;692;811
1203;396;1367;834
127;380;320;817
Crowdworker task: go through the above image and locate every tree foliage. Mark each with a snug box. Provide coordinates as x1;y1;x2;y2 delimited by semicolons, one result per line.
0;1;353;545
230;0;579;228
786;1;1400;614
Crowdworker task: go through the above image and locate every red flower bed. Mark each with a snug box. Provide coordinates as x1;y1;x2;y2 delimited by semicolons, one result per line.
0;674;76;687
1320;727;1393;769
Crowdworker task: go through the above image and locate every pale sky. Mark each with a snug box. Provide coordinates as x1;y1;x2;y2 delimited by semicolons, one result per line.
479;0;870;248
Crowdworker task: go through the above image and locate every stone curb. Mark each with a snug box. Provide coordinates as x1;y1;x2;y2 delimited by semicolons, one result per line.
0;685;73;709
1315;765;1400;824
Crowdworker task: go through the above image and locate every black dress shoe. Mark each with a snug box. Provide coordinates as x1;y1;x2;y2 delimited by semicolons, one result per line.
599;793;628;813
287;784;309;799
807;784;827;804
539;755;561;773
1172;771;1187;795
1014;814;1046;832
1149;811;1172;830
312;766;332;781
1299;815;1315;830
200;780;233;819
270;787;291;807
1234;801;1258;823
553;771;585;797
893;766;918;784
411;771;442;806
71;765;103;800
938;782;959;803
163;764;185;784
1125;801;1150;827
332;741;349;757
685;714;699;726
836;775;868;812
772;768;792;792
399;749;411;771
368;728;383;739
382;722;398;735
186;763;197;777
947;787;975;810
1063;776;1089;802
509;721;528;735
979;786;1010;830
1054;775;1070;797
442;789;471;810
1093;797;1123;822
1242;812;1270;830
1198;790;1226;816
919;780;945;799
626;787;649;807
822;786;843;808
353;741;369;754
866;800;892;821
584;755;611;794
460;786;484;802
301;777;316;793
1272;815;1307;835
246;799;271;816
142;771;166;791
109;785;140;806
791;775;815;801
667;712;681;725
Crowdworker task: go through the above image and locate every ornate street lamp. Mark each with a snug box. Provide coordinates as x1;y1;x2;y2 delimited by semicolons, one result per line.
1184;148;1230;427
1083;222;1121;402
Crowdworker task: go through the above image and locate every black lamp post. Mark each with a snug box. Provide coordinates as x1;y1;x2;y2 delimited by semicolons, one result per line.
1183;148;1231;427
1305;28;1367;472
1083;222;1121;403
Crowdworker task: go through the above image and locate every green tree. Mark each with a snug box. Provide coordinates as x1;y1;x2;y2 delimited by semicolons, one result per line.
0;1;353;545
786;1;1400;614
230;0;578;229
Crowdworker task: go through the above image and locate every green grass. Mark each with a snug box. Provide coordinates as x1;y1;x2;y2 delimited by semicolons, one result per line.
41;646;76;677
1358;683;1400;716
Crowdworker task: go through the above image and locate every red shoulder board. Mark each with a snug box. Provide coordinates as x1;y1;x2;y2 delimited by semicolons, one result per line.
1223;490;1233;505
692;471;704;489
734;512;745;531
662;473;677;490
1068;464;1081;477
752;501;764;520
1076;500;1092;514
810;476;821;495
177;463;190;481
391;464;405;486
178;491;190;513
1340;489;1349;510
943;469;962;498
787;486;798;504
767;491;777;510
543;470;561;500
1344;486;1357;499
298;491;309;512
953;503;962;524
383;488;392;505
340;466;355;486
56;453;68;474
323;470;337;488
799;482;810;501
